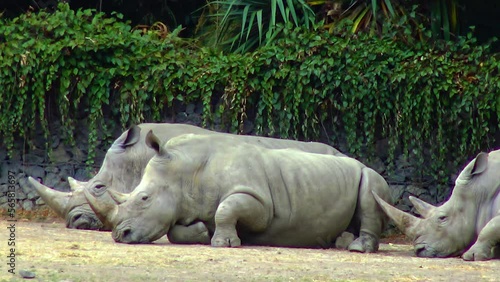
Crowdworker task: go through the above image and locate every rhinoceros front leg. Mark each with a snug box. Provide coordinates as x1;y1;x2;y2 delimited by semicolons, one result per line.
348;167;391;253
167;222;211;245
212;192;269;247
462;215;500;261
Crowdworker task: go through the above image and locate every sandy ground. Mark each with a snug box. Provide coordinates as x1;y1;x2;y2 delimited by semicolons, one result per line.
1;218;499;282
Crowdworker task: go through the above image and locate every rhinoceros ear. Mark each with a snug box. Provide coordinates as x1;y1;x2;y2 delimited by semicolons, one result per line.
122;125;141;148
145;130;163;155
470;152;488;176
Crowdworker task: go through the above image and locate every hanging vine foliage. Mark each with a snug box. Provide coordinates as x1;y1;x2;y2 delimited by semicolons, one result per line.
0;4;498;190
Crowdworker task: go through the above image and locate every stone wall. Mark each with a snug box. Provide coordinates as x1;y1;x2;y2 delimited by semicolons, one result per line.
1;102;455;218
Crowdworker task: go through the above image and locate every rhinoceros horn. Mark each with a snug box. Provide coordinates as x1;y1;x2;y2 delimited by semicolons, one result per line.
108;189;130;204
372;191;421;239
83;188;118;226
28;177;70;217
67;176;87;192
408;196;436;218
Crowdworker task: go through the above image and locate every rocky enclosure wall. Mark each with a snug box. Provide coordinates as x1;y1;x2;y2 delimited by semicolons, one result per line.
1;101;455;218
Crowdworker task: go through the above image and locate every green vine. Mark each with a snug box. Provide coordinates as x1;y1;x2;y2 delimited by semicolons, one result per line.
0;4;499;195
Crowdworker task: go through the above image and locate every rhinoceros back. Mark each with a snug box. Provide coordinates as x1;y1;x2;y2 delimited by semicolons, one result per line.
203;142;361;247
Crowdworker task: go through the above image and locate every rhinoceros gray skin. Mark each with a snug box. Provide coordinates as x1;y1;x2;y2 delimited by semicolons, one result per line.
29;123;343;239
84;131;391;252
373;150;500;261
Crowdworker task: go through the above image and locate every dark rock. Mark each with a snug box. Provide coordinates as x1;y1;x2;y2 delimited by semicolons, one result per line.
195;101;204;115
386;171;405;184
16;171;25;179
176;112;188;123
0;184;7;194
186;114;202;126
241;120;254;135
44;173;67;191
49;146;71;163
388;185;405;203
51;134;61;149
366;157;386;175
21;165;45;180
375;138;390;161
0;148;7;161
69;147;86;162
59;165;76;179
19;177;33;195
6;150;21;161
17;188;27;200
94;149;107;166
0;164;8;184
35;197;45;205
45;166;60;174
186;103;196;115
33;132;47;149
406;185;427;197
9;162;22;174
27;191;39;200
22;200;34;210
76;140;89;154
0;191;7;204
19;269;36;279
394;155;416;181
22;153;44;164
397;203;412;213
74;168;93;181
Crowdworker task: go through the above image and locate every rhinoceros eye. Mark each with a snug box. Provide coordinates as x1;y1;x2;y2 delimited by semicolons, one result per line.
141;195;149;201
95;184;106;190
438;215;447;223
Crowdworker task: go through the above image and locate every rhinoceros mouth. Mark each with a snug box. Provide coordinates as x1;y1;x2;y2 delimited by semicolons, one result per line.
414;243;459;258
112;221;167;244
414;243;437;258
66;210;103;230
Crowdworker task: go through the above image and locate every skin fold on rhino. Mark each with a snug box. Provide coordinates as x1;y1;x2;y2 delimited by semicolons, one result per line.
85;131;392;252
373;150;500;261
30;123;344;240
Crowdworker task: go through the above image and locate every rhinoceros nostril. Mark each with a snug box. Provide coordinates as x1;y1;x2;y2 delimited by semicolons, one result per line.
72;214;82;223
122;228;131;238
118;228;134;243
415;245;426;257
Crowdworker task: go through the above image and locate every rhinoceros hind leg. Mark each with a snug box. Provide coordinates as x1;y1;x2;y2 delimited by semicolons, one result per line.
167;222;211;245
348;231;379;253
212;191;269;247
462;215;500;261
348;167;391;253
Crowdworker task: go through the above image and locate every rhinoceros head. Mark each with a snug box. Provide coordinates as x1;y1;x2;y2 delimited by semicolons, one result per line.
374;152;498;258
85;130;185;243
31;125;148;230
28;176;101;229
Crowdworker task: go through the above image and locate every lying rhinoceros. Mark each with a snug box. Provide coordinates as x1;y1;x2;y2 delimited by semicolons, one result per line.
373;150;500;261
84;131;391;252
29;123;343;232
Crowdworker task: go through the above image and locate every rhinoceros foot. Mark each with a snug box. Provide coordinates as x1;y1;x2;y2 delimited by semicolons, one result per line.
334;232;355;249
211;231;241;247
462;243;495;261
347;232;379;253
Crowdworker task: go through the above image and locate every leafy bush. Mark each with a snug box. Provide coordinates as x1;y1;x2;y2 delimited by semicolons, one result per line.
0;4;203;165
1;4;498;190
242;24;499;185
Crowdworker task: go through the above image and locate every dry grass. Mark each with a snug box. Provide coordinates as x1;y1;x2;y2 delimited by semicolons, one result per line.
1;217;499;281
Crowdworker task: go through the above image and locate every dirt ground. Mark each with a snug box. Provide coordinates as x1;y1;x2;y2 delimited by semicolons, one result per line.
1;216;499;282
